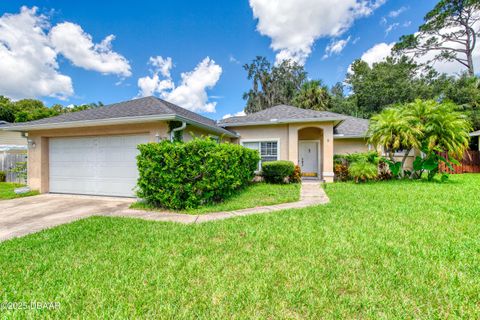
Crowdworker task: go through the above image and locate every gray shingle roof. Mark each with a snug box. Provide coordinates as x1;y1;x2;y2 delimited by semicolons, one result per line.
334;116;369;138
6;96;235;136
218;105;346;126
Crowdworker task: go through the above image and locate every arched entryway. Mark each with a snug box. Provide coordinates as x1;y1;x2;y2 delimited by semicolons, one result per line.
298;127;323;177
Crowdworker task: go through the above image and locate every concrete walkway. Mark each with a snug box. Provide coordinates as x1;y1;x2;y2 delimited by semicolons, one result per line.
103;180;329;224
0;181;329;241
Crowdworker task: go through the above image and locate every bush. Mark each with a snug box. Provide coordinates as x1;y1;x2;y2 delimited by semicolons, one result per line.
289;165;302;183
136;139;260;210
348;161;378;183
262;160;295;184
345;151;381;165
334;163;349;182
0;171;5;182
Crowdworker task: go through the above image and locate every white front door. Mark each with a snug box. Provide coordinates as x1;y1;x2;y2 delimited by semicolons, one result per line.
49;134;150;197
299;141;319;175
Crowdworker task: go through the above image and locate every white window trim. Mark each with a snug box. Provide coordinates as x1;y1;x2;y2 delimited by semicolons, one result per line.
240;138;280;171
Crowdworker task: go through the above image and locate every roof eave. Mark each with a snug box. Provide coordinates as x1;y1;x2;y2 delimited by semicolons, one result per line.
333;134;369;139
219;117;345;127
470;131;480;137
2;114;238;137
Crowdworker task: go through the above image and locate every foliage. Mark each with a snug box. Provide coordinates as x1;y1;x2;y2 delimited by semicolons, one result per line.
261;160;295;184
136;139;259;210
368;99;472;179
0;171;5;182
168;121;184;142
0;95;103;123
11;161;27;183
334;163;349;182
131;183;300;214
289;165;302;184
346;56;443;117
393;0;480;76
292;80;331;111
242;56;307;113
344;151;382;165
348;161;378;183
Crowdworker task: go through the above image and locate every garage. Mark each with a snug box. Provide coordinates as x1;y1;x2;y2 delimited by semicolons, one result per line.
49;134;150;197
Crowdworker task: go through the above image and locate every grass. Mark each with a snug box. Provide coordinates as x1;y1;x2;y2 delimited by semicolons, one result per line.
0;174;479;318
130;182;301;214
0;182;38;200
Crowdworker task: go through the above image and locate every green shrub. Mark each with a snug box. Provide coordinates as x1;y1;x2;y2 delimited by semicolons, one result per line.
289;165;302;183
334;163;349;182
136;139;260;210
262;160;295;184
0;171;5;182
348;161;378;183
345;151;381;165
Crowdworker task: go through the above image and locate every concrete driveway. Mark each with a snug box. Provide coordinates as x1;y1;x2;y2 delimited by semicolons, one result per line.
0;194;134;242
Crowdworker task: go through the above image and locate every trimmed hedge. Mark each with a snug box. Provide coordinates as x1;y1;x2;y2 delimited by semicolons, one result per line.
136;139;260;210
262;160;295;184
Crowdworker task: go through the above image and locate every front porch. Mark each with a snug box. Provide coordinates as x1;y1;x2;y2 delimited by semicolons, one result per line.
287;124;334;182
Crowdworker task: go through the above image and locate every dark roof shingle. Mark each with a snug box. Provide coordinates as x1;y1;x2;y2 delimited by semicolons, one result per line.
334;116;369;137
218;105;346;126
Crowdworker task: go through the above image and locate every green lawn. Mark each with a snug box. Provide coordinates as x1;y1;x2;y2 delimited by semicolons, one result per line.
0;182;38;200
130;182;301;214
1;175;479;318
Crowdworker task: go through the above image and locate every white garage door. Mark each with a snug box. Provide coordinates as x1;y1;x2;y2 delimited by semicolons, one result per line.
49;134;150;197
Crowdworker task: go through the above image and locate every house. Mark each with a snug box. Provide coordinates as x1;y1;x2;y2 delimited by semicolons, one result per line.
2;96;369;197
0;121;27;152
471;130;480;150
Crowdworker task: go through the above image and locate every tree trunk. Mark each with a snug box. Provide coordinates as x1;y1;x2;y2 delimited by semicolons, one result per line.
400;149;411;177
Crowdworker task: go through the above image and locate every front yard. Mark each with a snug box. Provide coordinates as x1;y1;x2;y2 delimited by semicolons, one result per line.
0;182;38;200
1;175;479;318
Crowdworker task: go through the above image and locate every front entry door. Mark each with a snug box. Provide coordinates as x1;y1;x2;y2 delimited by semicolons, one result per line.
299;141;319;176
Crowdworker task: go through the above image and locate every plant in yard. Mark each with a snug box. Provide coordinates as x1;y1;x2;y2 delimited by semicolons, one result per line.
136;138;259;210
0;171;5;182
11;161;27;183
334;163;349;182
368;99;471;180
348;161;378;183
289;165;302;184
262;160;295;184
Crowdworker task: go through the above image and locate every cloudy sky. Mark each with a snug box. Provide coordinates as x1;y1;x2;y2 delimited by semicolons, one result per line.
0;0;472;119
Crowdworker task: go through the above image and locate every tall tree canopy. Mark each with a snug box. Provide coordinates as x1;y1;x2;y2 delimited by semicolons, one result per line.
345;56;443;117
0;96;103;123
243;56;307;113
393;0;480;76
293;80;332;111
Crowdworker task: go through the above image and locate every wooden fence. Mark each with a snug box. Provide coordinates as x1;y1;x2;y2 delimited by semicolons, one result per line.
0;151;27;183
439;150;480;174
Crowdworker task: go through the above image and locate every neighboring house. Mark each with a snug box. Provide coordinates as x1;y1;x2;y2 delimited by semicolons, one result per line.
0;121;27;152
3;97;370;197
471;130;480;150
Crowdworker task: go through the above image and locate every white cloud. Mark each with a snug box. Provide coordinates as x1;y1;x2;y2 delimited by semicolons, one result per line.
0;7;73;100
385;23;399;36
50;22;131;77
222;110;246;119
359;42;394;66
149;56;173;77
249;0;386;65
229;54;240;64
137;57;222;113
0;6;131;100
388;6;408;18
323;36;351;59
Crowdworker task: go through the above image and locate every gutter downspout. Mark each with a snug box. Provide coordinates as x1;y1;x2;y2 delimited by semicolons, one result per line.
170;121;187;141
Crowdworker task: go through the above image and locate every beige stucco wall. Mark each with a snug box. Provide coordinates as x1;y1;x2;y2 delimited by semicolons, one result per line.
26;122;169;193
227;122;335;182
333;138;369;155
0;131;27;146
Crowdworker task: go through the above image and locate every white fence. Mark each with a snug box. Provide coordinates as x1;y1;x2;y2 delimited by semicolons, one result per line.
0;151;27;183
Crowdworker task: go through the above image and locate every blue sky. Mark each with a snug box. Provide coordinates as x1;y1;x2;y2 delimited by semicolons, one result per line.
0;0;441;119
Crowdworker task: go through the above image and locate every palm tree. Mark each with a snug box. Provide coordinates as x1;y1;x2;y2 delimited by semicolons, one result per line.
293;80;331;111
368;107;422;175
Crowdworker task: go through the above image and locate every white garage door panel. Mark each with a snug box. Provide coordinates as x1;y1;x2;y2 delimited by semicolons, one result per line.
49;134;149;197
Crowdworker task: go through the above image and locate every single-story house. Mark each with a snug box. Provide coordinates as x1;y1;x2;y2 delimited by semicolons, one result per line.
0;121;27;152
2;96;370;197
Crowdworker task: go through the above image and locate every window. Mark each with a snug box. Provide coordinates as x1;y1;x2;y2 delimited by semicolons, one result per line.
242;141;279;170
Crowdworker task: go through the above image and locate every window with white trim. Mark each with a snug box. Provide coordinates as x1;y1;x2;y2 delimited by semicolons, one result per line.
242;141;279;170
